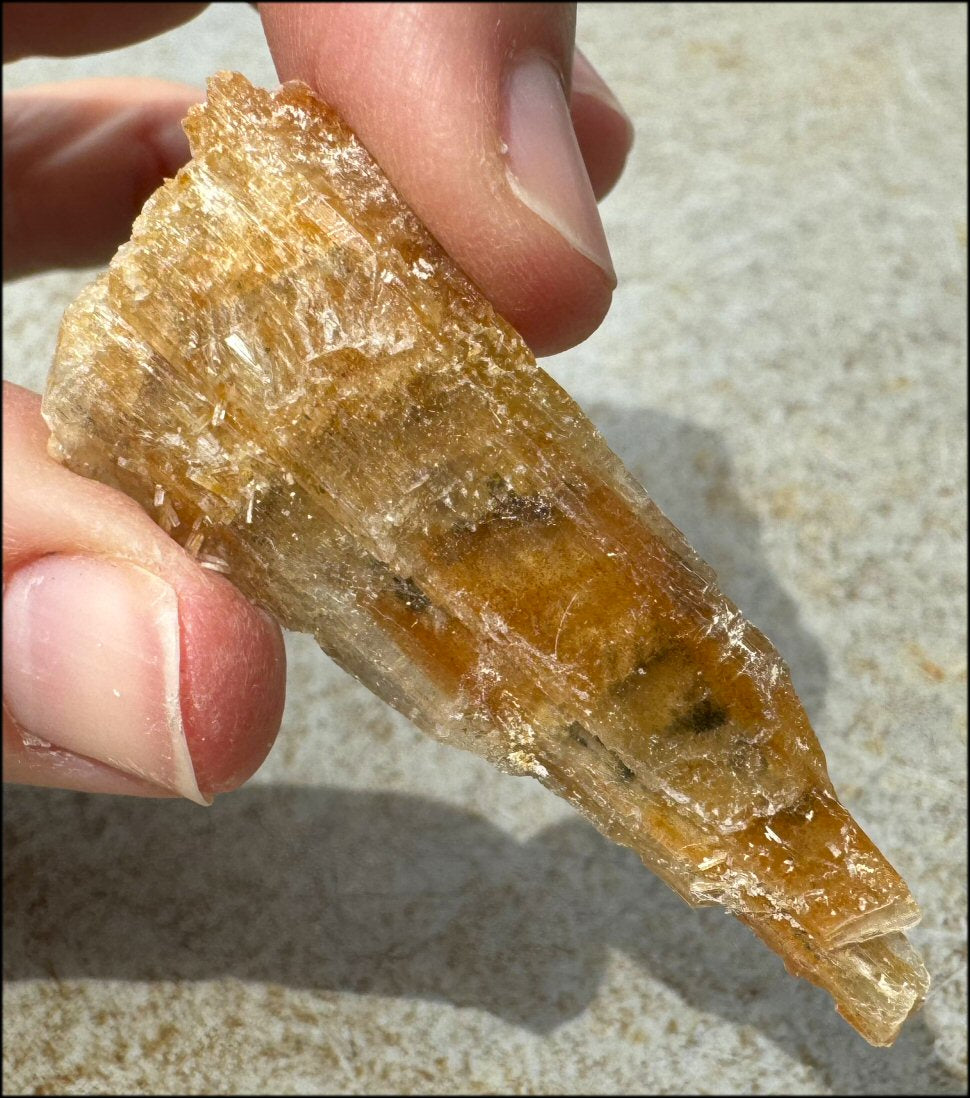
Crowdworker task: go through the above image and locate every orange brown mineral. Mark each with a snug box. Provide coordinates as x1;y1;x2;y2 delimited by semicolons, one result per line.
43;72;929;1045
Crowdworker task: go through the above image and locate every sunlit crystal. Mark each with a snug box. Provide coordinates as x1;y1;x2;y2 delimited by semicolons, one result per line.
42;72;928;1045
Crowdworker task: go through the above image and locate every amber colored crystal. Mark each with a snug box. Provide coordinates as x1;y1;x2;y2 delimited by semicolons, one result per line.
42;72;929;1045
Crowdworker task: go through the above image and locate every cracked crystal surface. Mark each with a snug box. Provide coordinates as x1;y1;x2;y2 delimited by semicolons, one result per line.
43;72;928;1045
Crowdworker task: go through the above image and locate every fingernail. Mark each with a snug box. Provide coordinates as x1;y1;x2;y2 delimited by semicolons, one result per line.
503;53;616;284
2;726;177;799
2;555;207;805
571;49;635;146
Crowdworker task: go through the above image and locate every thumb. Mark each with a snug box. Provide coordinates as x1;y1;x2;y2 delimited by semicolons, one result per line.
2;382;286;802
259;2;631;356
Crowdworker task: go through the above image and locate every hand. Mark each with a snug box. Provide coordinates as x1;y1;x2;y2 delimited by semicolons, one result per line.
2;2;632;801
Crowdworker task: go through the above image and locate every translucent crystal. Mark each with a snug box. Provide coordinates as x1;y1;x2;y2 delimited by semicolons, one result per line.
42;72;929;1045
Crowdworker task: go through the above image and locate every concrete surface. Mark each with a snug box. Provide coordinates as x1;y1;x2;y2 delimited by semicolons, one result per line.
3;3;966;1094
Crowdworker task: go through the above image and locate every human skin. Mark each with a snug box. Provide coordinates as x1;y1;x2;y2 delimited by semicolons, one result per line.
2;1;633;800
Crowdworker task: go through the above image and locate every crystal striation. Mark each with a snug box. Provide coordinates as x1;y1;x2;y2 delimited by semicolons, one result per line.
43;72;929;1045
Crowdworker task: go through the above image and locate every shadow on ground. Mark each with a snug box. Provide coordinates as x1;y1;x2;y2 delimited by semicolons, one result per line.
3;784;961;1094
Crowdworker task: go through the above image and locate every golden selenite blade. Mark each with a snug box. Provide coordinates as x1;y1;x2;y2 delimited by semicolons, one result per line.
42;72;929;1045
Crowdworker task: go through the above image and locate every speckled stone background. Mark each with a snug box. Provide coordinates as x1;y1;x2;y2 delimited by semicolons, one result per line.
3;3;966;1094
